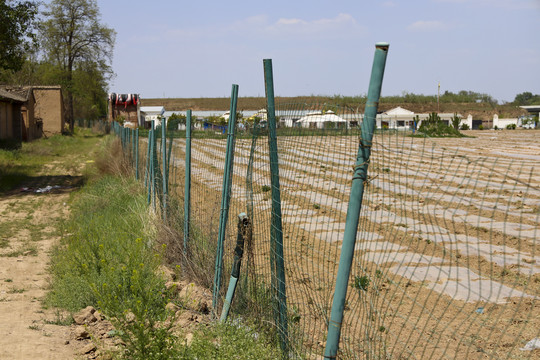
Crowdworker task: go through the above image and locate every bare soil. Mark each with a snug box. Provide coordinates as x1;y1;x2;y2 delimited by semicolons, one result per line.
166;129;539;359
0;163;89;359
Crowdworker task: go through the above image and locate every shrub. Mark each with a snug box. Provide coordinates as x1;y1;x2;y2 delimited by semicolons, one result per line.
167;113;187;130
450;113;461;130
417;112;465;137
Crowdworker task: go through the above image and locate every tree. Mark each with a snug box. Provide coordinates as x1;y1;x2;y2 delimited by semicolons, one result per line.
39;0;115;132
0;0;38;73
450;113;461;130
71;60;108;121
513;92;540;106
167;113;187;130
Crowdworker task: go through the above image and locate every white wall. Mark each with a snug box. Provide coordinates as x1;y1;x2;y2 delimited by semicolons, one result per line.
493;114;518;129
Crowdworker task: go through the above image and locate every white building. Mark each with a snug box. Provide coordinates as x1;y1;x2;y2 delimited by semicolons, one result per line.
376;106;463;130
296;110;348;129
377;106;416;129
493;114;519;129
140;106;165;127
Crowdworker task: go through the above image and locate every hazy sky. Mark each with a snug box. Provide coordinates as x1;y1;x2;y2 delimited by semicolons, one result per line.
93;0;539;102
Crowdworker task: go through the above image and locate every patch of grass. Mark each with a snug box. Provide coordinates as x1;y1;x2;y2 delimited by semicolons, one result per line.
47;174;176;359
0;222;15;239
44;310;74;326
48;175;166;314
352;275;370;292
182;321;282;359
8;287;25;294
0;128;102;193
1;243;38;257
0;217;44;245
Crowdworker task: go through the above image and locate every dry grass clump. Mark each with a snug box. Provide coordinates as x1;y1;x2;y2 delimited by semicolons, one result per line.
154;201;217;290
94;137;133;177
92;121;111;135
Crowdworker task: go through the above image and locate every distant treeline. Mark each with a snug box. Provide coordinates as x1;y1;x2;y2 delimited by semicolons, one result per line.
332;90;499;106
142;91;535;120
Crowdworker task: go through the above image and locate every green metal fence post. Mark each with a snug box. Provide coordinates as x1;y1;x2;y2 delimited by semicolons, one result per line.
145;124;152;189
184;110;192;255
152;121;158;211
135;128;139;180
131;128;135;168
220;212;249;322
148;121;155;207
167;126;173;187
161;118;168;220
263;58;289;355
324;42;389;359
213;84;239;312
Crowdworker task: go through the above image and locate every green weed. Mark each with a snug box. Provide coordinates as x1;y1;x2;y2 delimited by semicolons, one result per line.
1;244;38;257
8;287;25;294
352;275;370;292
47;175;177;358
44;310;74;326
182;321;282;359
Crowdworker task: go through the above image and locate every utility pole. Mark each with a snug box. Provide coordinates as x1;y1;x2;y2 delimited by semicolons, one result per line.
437;81;440;114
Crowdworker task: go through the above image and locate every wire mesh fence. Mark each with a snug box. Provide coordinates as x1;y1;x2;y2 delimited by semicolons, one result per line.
108;44;537;358
341;130;539;359
112;108;539;359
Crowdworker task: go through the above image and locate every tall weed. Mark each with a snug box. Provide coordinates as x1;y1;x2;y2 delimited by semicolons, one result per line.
48;175;179;358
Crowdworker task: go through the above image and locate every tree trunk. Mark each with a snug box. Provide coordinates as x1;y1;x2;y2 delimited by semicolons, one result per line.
67;62;74;133
68;91;74;133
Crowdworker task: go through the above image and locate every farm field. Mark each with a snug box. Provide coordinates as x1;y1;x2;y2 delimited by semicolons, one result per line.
162;129;539;359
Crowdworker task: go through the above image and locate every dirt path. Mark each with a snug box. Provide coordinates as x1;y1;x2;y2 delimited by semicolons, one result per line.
0;162;90;359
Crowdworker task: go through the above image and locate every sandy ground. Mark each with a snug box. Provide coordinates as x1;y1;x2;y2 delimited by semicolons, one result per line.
0;159;88;359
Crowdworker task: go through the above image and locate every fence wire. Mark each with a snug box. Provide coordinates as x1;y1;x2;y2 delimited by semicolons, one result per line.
115;108;539;359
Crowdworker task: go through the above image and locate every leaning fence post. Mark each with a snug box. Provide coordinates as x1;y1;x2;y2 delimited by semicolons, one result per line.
213;84;239;313
184;110;192;255
263;58;289;355
220;212;250;322
324;42;389;359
